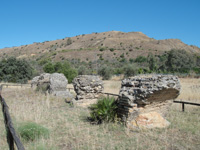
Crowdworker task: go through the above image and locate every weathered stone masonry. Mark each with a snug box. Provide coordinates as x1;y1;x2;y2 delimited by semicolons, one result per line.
118;75;181;128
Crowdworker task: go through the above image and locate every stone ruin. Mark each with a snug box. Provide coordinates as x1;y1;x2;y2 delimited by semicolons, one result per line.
118;75;181;129
73;75;104;100
31;73;74;102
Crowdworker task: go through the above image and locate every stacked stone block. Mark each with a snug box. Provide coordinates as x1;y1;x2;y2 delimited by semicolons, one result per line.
73;75;104;100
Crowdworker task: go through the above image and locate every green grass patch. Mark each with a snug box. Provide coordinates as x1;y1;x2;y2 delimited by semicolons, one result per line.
18;122;50;141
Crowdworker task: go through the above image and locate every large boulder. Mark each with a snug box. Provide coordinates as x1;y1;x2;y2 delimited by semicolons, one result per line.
73;75;104;100
118;74;181;129
31;73;74;101
49;73;68;94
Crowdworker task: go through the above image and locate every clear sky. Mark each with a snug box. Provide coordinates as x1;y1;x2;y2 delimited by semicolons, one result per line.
0;0;200;49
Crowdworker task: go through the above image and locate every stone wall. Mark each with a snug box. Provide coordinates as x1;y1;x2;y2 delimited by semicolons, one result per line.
73;75;104;100
118;75;181;129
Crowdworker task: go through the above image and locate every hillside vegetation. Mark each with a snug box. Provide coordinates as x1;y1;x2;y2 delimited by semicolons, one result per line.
0;48;200;84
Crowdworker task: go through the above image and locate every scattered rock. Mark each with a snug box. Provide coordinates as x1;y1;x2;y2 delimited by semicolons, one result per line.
73;75;104;100
118;74;181;129
127;112;170;129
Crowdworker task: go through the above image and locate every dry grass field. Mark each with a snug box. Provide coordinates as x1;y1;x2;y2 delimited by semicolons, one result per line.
0;78;200;150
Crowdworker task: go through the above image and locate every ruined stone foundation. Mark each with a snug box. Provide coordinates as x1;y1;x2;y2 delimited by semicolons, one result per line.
118;75;181;129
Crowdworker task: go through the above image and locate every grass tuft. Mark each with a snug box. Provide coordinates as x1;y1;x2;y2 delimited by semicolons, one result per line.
18;122;49;141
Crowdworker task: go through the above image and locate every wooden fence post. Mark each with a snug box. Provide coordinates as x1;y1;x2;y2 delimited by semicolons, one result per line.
182;103;185;112
0;85;25;150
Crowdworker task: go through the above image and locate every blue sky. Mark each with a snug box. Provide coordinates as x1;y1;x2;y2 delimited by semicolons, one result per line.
0;0;200;49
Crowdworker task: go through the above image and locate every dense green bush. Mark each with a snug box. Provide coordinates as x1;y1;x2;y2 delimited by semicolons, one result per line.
43;62;55;73
43;61;78;83
0;57;33;83
89;97;118;123
18;122;49;141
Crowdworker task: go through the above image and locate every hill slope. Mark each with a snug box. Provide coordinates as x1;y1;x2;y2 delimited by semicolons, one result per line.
0;31;199;62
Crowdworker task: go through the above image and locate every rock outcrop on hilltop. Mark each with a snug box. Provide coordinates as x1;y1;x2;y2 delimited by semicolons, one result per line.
118;75;181;129
31;73;74;102
73;75;104;100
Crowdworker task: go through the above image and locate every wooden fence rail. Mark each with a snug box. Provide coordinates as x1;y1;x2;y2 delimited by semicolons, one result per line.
101;92;119;98
0;84;25;150
101;92;200;113
173;100;200;112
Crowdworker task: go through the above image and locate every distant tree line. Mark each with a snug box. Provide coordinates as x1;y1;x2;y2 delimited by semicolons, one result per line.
0;49;200;83
65;49;200;80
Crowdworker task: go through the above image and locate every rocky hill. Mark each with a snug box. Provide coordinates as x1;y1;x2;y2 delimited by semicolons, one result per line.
0;31;199;62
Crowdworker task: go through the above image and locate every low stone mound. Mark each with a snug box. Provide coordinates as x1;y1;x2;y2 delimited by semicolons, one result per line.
73;75;104;100
118;74;181;129
31;73;74;101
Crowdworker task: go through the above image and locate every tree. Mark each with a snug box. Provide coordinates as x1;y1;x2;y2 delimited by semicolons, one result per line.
43;61;78;83
166;49;195;73
0;57;33;83
43;62;55;73
147;53;158;72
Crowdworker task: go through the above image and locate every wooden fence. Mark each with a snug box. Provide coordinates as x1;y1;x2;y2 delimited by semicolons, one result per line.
101;92;119;98
173;100;200;112
0;84;25;150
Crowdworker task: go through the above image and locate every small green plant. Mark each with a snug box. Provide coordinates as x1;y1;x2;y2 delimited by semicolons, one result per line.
18;122;49;141
99;48;105;51
109;48;115;52
89;97;118;123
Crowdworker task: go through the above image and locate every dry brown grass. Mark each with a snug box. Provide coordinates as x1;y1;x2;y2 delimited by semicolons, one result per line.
0;78;200;150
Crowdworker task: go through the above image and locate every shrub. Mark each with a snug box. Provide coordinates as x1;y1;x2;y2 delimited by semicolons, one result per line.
99;47;105;51
98;66;113;80
78;65;89;75
89;97;118;123
109;48;115;52
135;56;147;63
67;38;72;45
123;64;138;77
18;122;49;141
